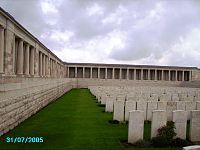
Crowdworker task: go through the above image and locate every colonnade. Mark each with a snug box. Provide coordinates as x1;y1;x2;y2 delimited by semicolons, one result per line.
0;24;64;78
68;66;192;81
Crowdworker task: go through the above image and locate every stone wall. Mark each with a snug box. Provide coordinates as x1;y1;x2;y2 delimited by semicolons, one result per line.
0;78;73;136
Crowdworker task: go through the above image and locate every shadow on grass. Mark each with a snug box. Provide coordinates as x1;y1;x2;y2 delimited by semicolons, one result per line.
98;104;105;107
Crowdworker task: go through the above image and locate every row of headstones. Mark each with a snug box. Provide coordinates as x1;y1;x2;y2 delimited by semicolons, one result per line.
106;99;200;121
89;86;200;98
128;110;200;143
89;86;200;102
100;93;199;103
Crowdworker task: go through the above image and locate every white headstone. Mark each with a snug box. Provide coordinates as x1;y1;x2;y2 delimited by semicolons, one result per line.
177;101;186;110
137;101;147;120
157;101;167;110
147;102;158;121
172;110;187;139
185;102;196;120
166;102;177;121
151;110;167;138
128;110;144;144
105;98;114;112
113;100;125;122
125;101;136;121
190;110;200;142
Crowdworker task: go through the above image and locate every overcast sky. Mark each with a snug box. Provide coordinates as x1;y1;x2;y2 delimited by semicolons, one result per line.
1;0;200;67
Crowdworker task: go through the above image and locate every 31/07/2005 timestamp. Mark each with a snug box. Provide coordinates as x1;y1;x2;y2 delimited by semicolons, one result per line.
5;137;44;143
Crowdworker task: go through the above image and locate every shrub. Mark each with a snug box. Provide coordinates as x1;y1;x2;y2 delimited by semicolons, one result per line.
157;121;176;141
171;138;192;147
151;136;170;147
151;121;177;147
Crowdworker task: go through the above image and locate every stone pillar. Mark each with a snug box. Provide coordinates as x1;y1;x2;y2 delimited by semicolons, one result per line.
24;43;30;75
39;52;42;76
83;67;85;78
128;110;144;144
175;70;178;81
34;43;39;77
90;67;92;78
113;100;124;122
0;27;4;74
155;69;157;80
169;70;171;81
189;71;192;81
151;110;167;138
172;110;187;139
75;67;77;78
98;67;100;79
190;110;200;142
105;68;107;79
119;68;122;79
29;47;34;76
183;71;185;81
112;68;115;79
47;55;50;77
125;101;136;121
17;39;24;75
43;54;46;77
134;69;136;80
127;68;129;80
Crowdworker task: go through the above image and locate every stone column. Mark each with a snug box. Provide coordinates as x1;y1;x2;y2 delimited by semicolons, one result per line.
47;56;50;77
90;67;92;78
161;70;163;80
182;71;185;81
17;39;24;75
0;27;4;74
148;69;150;80
112;68;115;79
151;110;167;138
24;43;30;75
155;69;157;80
30;47;34;76
83;67;85;78
128;110;144;144
190;110;200;142
172;110;187;139
43;54;46;77
134;69;136;80
169;70;171;81
39;53;43;76
189;71;192;81
75;67;77;78
113;100;124;122
127;68;129;80
46;56;49;77
175;70;178;81
105;68;107;79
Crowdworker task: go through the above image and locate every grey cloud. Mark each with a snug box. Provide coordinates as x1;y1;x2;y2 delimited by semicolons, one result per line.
1;0;200;67
109;0;200;62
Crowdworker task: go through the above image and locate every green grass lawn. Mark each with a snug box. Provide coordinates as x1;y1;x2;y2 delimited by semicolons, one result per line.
0;89;180;150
